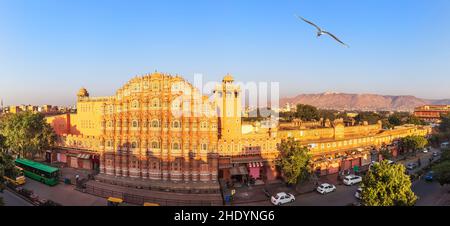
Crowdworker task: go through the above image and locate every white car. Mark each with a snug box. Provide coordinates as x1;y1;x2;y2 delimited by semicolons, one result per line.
271;192;295;206
422;148;429;153
355;187;363;199
343;175;362;186
316;183;336;194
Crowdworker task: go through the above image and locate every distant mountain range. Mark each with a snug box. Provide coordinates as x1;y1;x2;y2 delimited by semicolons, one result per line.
280;92;450;112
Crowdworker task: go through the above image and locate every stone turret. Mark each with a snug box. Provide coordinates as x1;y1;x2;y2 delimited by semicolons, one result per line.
77;87;89;99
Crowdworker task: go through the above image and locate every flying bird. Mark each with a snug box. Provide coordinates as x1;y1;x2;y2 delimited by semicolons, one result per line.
295;15;349;48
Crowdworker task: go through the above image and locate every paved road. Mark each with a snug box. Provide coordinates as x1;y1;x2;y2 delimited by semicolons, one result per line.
0;190;33;206
22;179;107;206
240;148;448;206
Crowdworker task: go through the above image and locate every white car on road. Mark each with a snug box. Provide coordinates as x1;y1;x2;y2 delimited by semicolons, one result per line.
271;192;295;206
343;175;362;186
316;183;337;194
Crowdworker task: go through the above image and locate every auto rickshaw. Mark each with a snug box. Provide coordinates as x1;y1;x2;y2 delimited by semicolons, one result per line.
143;202;160;206
107;197;123;206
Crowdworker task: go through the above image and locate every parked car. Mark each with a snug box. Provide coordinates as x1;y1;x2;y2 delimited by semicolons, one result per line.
425;171;434;182
271;192;295;206
343;175;362;186
422;148;429;153
316;183;336;194
433;152;439;157
406;163;418;170
355;187;363;200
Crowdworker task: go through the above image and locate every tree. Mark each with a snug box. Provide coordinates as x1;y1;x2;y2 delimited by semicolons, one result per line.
0;152;16;180
400;135;428;155
388;115;402;127
405;115;426;126
0;134;6;152
432;148;450;186
295;104;320;121
379;147;393;160
439;114;450;134
1;152;17;195
361;160;417;206
433;161;450;186
277;138;312;185
355;112;382;125
0;112;57;159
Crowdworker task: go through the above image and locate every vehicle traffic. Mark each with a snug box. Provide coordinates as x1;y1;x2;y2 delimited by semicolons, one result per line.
343;175;362;186
14;158;60;186
406;163;418;170
3;166;26;186
425;171;434;182
271;192;295;206
316;183;336;195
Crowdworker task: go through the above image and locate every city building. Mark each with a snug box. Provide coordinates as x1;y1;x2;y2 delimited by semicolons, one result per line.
47;73;220;192
414;105;450;122
46;72;432;192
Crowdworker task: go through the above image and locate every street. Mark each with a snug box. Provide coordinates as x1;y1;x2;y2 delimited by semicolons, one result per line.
0;190;33;206
22;179;107;206
239;148;450;206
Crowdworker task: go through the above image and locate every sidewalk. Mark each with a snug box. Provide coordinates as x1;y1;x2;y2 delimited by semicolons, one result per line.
59;167;96;184
83;180;223;206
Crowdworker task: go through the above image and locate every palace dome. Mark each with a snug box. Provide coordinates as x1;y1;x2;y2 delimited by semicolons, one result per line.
222;74;234;83
77;87;89;98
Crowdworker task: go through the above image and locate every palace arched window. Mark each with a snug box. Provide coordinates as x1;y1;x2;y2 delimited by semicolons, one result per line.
151;120;160;128
151;98;160;108
131;100;139;109
107;121;113;128
132;120;139;128
151;141;160;149
201;143;208;151
152;82;159;91
172;120;181;129
172;142;180;150
131;141;139;149
200;121;208;129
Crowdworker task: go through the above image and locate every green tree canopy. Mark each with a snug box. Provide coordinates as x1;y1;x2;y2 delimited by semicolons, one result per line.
295;104;320;121
388;115;402;127
433;160;450;186
379;146;393;160
0;112;57;159
361;160;417;206
400;135;428;152
432;148;450;186
405;115;426;126
0;134;6;152
277;138;312;185
355;112;382;125
439;114;450;133
0;152;16;180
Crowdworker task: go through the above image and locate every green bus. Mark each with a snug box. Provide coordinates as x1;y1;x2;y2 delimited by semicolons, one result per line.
15;158;60;186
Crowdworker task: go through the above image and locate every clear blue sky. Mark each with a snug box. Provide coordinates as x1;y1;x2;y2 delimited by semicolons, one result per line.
1;0;450;106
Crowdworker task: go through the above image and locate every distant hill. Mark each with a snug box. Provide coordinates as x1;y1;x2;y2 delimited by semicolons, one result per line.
280;92;450;112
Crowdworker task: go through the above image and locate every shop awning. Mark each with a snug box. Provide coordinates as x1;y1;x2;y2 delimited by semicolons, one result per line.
230;166;249;176
248;162;263;168
77;154;91;160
